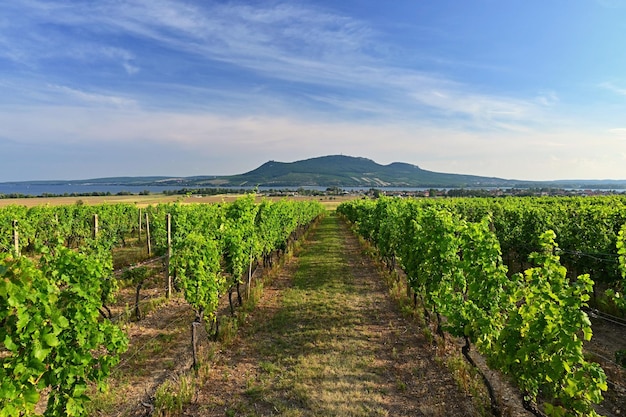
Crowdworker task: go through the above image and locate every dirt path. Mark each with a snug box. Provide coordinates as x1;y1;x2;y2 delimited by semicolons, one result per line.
183;214;484;416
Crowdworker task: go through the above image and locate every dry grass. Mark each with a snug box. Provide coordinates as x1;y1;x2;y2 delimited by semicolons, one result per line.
0;193;356;208
0;194;183;208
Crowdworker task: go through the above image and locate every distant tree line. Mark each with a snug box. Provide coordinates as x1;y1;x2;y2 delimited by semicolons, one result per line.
0;191;149;199
162;187;252;196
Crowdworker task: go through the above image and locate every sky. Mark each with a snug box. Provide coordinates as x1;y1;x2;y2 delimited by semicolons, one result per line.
1;0;626;182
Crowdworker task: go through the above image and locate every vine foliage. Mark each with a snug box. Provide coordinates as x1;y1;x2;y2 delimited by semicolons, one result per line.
0;246;128;417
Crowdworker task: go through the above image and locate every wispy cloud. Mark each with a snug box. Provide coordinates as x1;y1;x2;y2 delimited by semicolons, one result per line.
535;91;559;106
0;0;555;131
408;87;539;131
1;105;622;180
12;0;373;76
100;47;140;75
46;85;137;108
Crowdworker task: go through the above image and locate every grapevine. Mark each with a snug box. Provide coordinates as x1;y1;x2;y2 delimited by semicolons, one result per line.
338;198;609;416
491;231;607;416
0;246;128;417
606;223;626;310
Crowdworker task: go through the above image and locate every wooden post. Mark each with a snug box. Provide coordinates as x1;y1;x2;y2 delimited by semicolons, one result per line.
145;212;151;256
138;208;142;241
93;214;99;240
165;213;172;298
247;254;253;299
191;320;199;369
12;220;19;256
135;282;143;321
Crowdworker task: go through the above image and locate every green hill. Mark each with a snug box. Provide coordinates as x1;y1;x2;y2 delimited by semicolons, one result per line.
9;155;625;189
196;155;517;187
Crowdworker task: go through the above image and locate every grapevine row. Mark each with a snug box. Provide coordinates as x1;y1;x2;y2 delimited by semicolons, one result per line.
608;223;626;310
3;196;624;294
162;196;325;368
407;196;626;290
0;196;324;416
0;203;140;255
338;197;609;417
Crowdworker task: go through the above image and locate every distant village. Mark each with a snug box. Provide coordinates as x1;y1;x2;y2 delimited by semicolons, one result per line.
262;186;624;198
372;187;623;198
1;185;623;200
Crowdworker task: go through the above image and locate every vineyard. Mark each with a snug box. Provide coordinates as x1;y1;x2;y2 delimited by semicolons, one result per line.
337;196;626;417
0;195;625;416
0;196;325;416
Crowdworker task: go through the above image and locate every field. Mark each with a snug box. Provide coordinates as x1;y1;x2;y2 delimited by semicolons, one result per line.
0;193;355;209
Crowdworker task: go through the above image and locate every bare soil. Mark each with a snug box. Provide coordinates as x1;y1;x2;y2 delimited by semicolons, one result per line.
89;295;196;417
585;315;626;417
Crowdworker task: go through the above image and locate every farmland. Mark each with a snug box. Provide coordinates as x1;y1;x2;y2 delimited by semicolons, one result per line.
1;195;625;416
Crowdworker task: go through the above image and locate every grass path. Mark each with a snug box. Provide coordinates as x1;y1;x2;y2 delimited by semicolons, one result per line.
185;213;481;416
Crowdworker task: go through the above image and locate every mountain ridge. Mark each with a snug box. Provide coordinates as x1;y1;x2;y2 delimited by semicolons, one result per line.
220;155;518;188
2;155;625;189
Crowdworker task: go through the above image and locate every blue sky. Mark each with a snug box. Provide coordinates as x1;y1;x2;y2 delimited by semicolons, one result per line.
1;0;626;181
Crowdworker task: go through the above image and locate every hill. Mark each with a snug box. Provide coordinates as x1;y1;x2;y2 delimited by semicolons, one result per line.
192;155;517;188
3;155;626;190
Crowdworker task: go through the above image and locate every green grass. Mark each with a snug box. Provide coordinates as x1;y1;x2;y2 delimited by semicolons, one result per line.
112;237;153;269
154;375;195;416
236;214;390;416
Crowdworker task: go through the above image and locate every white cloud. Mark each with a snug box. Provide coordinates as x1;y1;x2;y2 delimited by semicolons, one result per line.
0;0;561;133
2;1;623;181
0;104;624;180
409;87;536;130
101;47;140;75
46;85;137;108
535;91;559;106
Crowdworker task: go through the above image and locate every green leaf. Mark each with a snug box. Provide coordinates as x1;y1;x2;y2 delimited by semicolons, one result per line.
15;310;30;331
23;385;40;405
42;332;59;347
32;344;50;362
582;326;592;341
3;334;18;352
